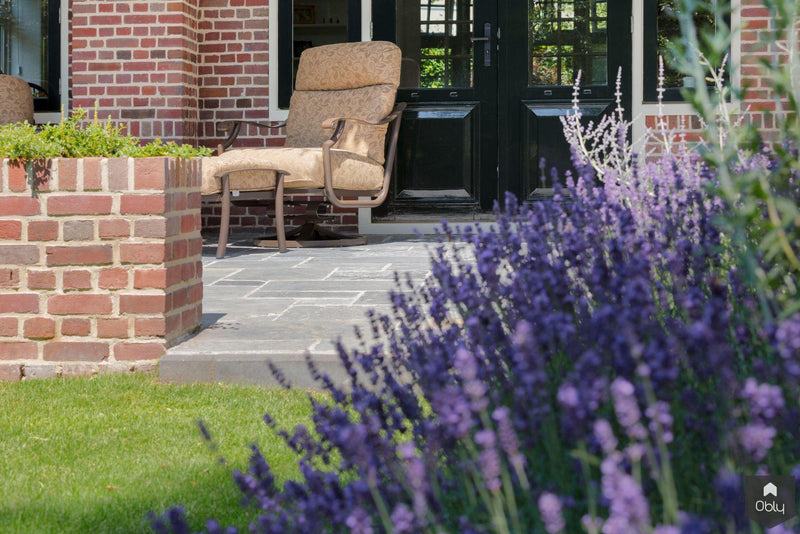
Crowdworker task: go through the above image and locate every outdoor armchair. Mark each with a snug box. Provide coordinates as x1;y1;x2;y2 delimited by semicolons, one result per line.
201;41;404;258
0;74;34;126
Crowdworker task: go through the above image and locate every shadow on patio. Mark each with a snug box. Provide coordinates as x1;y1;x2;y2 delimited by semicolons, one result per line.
159;235;437;387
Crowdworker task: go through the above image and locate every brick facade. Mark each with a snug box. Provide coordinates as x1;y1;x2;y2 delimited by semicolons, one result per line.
0;157;203;380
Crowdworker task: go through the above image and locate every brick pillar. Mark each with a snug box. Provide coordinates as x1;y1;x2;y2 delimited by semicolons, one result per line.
70;0;201;144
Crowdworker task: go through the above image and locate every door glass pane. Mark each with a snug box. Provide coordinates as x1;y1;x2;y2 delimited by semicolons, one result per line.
0;0;51;94
528;0;607;87
397;0;474;88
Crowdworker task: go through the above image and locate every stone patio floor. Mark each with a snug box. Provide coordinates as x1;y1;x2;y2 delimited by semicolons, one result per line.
159;234;438;387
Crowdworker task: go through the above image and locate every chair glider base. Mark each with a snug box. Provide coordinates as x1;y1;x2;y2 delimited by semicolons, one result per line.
254;222;367;250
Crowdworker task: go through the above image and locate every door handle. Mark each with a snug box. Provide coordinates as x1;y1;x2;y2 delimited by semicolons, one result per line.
471;22;492;67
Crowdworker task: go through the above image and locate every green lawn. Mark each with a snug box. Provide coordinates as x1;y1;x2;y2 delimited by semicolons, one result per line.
0;373;314;534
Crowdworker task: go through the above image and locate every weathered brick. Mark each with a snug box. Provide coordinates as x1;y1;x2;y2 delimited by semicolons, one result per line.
28;269;56;290
44;342;109;361
97;318;129;338
63;220;95;241
0;220;22;239
0;294;39;313
82;158;103;190
0;245;40;264
134;157;167;189
23;318;56;340
108;158;130;191
99;219;131;239
0;317;17;336
113;341;166;360
48;294;112;315
0;268;19;289
0;196;39;216
8;163;28;191
134;317;166;336
134;218;167;238
46;245;112;266
0;341;38;359
61;362;98;377
28;220;59;241
120;243;165;264
98;268;129;289
134;268;167;289
63;270;93;291
47;195;112;216
61;318;91;336
23;364;59;379
119;294;166;314
58;158;79;190
0;364;22;381
120;195;166;214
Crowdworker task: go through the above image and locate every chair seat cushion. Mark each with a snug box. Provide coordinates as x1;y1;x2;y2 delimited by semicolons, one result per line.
201;147;384;195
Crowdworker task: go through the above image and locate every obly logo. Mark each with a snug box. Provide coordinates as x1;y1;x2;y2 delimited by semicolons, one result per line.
744;476;797;528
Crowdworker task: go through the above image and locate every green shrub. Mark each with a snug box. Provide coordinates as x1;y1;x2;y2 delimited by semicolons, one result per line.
0;108;212;159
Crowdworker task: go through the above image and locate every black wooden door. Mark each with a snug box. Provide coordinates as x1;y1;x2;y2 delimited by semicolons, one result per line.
373;0;631;217
501;0;632;200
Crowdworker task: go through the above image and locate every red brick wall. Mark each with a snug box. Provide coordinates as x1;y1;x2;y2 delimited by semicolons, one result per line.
0;157;203;381
70;0;201;143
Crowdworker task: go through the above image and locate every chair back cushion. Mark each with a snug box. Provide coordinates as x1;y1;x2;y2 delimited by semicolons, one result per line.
285;41;401;165
0;75;35;126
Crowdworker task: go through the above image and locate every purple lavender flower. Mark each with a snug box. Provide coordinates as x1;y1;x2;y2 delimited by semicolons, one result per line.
601;454;651;530
593;419;618;454
610;378;647;441
431;386;473;439
538;492;566;533
737;423;777;462
345;507;373;534
645;401;674;444
474;429;502;493
742;378;785;423
398;442;428;519
492;406;525;474
390;503;415;533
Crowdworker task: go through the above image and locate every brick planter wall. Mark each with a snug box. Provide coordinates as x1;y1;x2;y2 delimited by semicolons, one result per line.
0;157;202;381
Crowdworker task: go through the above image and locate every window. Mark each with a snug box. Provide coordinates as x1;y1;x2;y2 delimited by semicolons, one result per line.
0;0;61;112
643;0;727;102
528;0;608;88
278;0;361;108
396;0;474;89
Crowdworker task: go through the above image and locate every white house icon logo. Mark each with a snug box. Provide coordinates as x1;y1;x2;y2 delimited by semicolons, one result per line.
764;483;778;497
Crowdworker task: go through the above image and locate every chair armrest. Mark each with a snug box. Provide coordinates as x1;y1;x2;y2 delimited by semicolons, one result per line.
215;120;287;153
321;103;407;143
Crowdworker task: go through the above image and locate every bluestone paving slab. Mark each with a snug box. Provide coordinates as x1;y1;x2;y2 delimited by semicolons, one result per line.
160;235;437;386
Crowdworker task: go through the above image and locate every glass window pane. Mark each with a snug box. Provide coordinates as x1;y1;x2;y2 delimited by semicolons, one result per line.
0;0;50;93
656;0;717;89
397;0;474;89
528;0;608;87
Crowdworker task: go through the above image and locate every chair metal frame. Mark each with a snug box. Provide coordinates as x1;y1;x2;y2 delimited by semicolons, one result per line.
212;102;406;258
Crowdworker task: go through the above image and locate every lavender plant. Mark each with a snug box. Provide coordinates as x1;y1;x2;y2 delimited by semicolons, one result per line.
154;141;799;533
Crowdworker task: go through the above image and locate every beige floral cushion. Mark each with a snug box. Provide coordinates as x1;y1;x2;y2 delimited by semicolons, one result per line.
0;75;34;126
295;41;401;91
285;85;396;164
201;148;384;195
